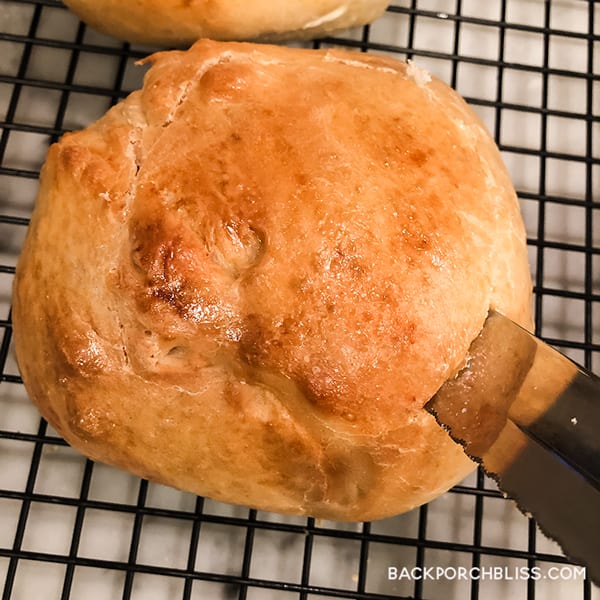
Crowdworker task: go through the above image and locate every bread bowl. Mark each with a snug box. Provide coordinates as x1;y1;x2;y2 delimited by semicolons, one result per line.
62;0;390;46
12;40;532;520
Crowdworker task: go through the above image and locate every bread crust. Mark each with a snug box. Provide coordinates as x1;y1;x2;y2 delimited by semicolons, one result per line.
12;40;532;520
62;0;390;45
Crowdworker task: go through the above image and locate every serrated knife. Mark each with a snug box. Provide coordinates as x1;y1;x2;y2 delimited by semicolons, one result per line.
425;310;600;585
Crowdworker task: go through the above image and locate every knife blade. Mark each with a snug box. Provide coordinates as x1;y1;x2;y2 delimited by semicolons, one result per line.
425;310;600;585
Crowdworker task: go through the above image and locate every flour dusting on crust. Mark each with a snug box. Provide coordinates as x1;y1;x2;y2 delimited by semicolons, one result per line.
406;59;432;87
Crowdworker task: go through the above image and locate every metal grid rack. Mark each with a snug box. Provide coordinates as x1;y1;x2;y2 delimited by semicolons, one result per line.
0;1;598;599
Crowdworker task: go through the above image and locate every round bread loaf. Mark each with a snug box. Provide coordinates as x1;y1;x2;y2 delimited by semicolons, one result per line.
12;40;532;521
62;0;390;45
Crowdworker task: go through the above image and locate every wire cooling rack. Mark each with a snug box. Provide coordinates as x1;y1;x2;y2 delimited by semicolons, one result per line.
0;1;598;599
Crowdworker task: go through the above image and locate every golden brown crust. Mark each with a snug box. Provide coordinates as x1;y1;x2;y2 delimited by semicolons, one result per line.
62;0;390;45
12;40;532;520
